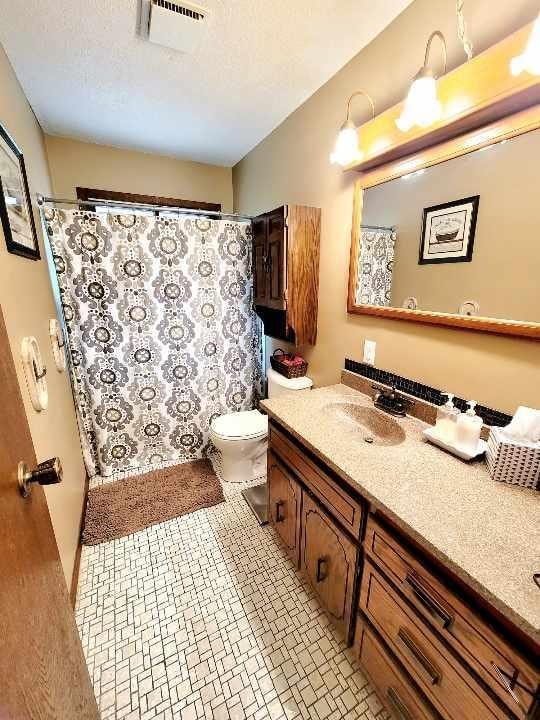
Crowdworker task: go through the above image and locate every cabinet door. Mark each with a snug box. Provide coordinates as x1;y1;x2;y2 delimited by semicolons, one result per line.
268;452;300;565
252;216;268;306
266;209;286;310
300;492;357;638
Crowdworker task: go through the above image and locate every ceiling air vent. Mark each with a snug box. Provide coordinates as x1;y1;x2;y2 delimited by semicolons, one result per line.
148;0;209;54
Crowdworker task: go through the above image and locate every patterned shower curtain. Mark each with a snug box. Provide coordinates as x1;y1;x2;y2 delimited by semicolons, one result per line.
44;208;262;478
355;228;396;306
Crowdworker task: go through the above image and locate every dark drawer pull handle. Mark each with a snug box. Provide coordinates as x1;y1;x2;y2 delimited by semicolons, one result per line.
397;627;440;686
490;662;524;710
316;557;328;582
386;687;412;720
405;572;453;629
275;500;285;522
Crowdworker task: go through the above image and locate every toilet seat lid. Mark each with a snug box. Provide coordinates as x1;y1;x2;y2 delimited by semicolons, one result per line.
211;410;268;439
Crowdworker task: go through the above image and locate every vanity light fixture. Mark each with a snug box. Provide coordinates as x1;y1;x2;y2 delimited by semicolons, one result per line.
511;13;540;76
402;168;426;180
395;157;423;174
330;90;375;166
463;128;500;148
396;31;447;132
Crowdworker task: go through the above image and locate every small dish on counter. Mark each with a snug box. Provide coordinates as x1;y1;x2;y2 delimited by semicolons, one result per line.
423;425;488;461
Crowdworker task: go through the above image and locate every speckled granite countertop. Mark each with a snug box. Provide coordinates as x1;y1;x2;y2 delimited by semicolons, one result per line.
260;383;540;644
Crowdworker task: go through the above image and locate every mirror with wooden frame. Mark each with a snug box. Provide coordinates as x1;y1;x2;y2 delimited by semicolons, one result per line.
347;104;540;339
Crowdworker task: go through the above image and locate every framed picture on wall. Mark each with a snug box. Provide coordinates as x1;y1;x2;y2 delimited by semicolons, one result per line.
0;121;40;260
419;195;479;265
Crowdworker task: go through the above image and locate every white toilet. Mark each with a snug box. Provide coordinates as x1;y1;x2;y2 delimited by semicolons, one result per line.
210;368;313;483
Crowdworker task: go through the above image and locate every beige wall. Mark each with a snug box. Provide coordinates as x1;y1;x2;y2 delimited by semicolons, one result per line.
0;45;86;584
233;0;540;415
361;128;540;321
45;135;233;212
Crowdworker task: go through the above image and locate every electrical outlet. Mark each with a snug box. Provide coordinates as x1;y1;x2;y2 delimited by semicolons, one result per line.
363;339;376;365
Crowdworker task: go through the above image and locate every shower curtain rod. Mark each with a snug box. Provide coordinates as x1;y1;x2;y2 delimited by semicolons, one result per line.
361;223;396;231
36;194;254;221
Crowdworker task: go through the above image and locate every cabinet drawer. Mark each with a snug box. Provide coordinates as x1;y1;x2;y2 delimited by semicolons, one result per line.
360;560;509;720
269;425;363;537
354;620;439;720
365;516;539;717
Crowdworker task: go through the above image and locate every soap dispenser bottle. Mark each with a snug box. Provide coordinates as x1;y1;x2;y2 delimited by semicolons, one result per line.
435;393;458;441
456;401;483;453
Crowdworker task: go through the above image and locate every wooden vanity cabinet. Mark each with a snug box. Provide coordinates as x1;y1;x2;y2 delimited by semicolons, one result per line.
266;419;540;720
300;492;357;638
252;204;321;346
355;620;440;720
364;516;540;719
267;451;301;565
268;424;362;640
360;559;511;720
269;425;363;537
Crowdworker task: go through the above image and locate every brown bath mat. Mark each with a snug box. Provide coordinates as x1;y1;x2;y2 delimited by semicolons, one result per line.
82;459;224;545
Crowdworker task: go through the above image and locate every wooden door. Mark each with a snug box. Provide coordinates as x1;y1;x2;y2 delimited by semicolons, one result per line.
267;452;300;565
252;216;268;306
300;492;357;638
0;309;99;719
265;208;286;310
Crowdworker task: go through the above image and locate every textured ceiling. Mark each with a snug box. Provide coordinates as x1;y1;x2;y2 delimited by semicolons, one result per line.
0;0;412;166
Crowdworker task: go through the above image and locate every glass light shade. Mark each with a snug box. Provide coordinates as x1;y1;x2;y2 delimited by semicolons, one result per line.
330;125;363;166
511;15;540;76
396;74;442;132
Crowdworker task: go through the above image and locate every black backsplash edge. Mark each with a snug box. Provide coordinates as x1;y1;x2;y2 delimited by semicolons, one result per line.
344;359;513;428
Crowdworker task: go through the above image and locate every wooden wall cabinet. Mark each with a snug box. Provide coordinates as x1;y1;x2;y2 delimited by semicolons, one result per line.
252;204;321;346
266;418;540;720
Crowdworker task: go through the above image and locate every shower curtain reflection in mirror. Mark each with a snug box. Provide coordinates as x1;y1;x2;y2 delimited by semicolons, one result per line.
356;227;396;307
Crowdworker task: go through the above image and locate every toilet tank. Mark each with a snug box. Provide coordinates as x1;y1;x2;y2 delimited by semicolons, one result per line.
267;367;313;398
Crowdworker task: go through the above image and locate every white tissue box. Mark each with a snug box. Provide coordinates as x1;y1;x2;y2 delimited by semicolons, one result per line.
486;427;540;490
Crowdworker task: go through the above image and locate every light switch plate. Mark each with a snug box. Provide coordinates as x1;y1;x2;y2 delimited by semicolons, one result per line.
363;339;376;365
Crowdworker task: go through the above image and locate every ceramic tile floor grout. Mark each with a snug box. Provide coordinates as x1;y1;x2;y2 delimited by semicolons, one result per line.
76;455;390;720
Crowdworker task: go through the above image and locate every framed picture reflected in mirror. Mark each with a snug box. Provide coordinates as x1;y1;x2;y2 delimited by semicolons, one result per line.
0;121;40;260
419;195;479;265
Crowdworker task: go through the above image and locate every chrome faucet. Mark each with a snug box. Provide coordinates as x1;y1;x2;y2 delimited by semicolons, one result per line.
372;384;412;417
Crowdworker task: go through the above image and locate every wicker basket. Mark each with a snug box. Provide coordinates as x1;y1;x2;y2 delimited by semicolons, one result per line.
270;349;308;379
486;427;540;490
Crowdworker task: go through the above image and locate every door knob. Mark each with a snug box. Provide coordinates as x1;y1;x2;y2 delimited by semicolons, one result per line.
18;458;63;498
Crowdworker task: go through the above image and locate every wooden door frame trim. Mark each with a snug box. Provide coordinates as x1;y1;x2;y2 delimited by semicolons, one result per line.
76;187;221;212
347;103;540;340
70;473;89;607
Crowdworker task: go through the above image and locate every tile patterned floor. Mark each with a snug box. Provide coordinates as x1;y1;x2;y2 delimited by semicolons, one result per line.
76;456;389;720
